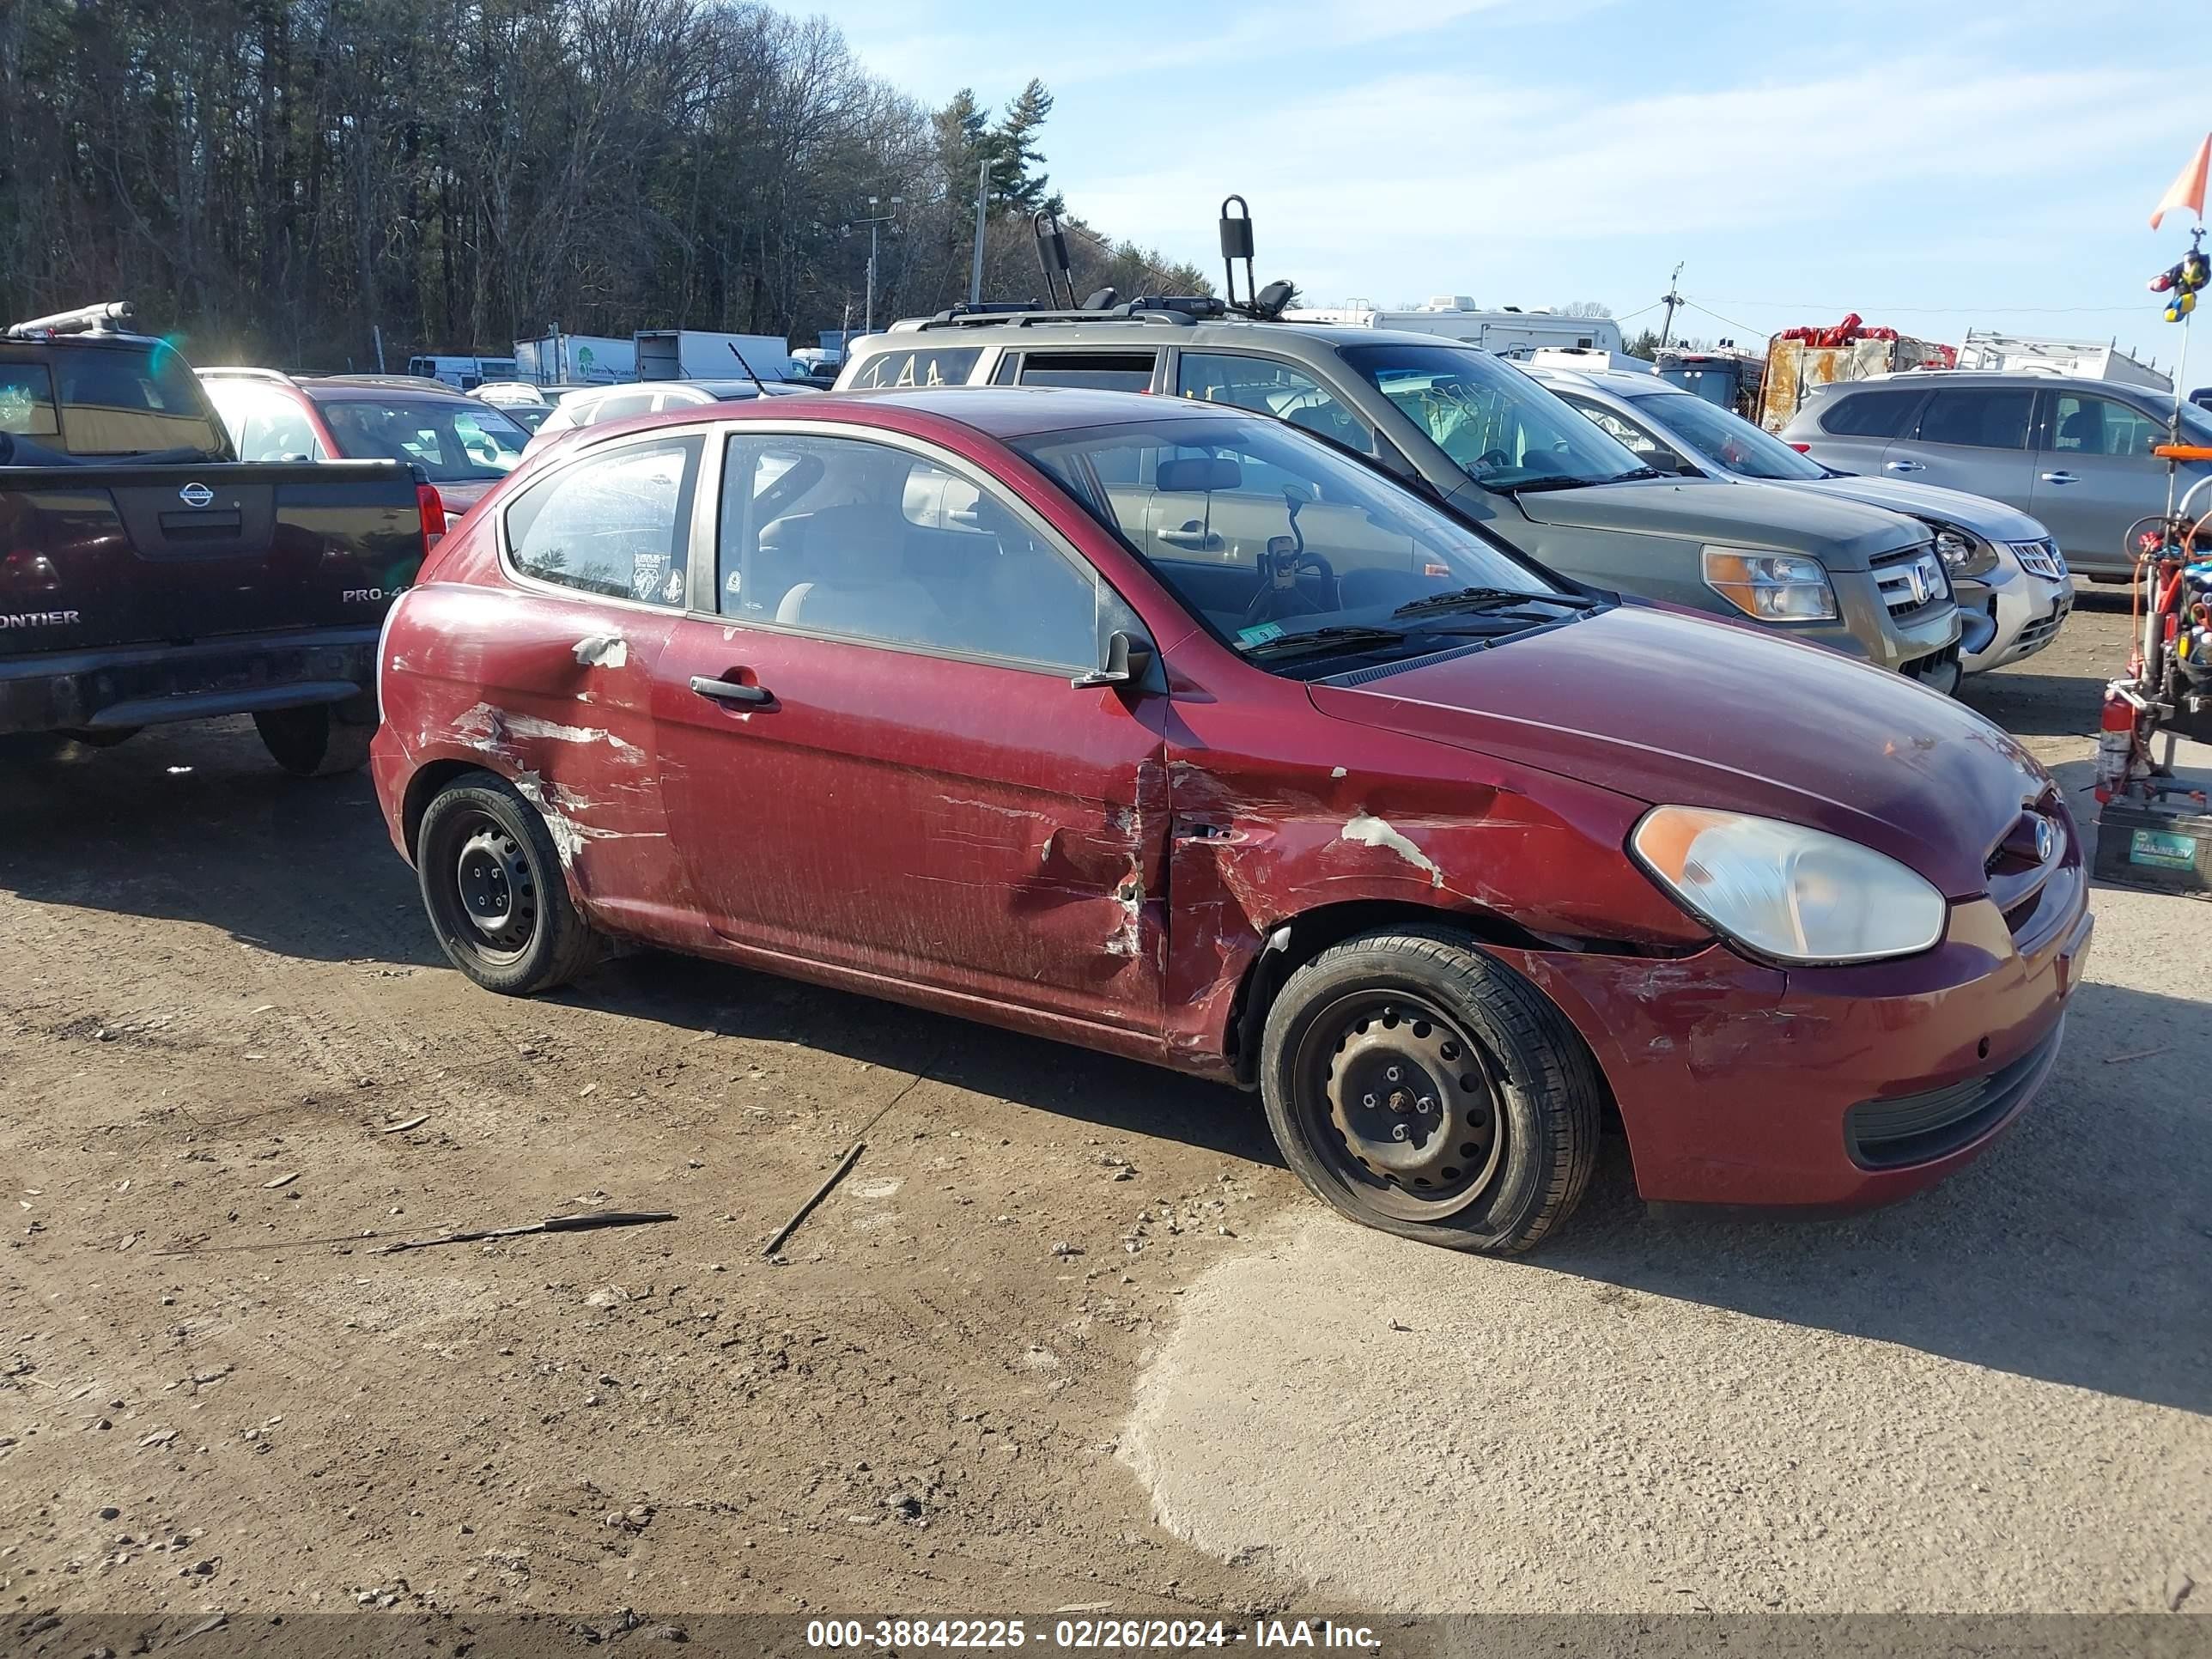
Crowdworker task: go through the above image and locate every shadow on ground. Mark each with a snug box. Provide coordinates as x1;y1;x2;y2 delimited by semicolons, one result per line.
1528;970;2212;1418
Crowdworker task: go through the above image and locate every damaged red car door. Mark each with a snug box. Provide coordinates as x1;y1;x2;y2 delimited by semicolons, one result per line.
649;426;1171;1032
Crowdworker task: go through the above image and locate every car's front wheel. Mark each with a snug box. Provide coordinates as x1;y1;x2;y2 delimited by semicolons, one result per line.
1258;927;1602;1254
416;773;603;994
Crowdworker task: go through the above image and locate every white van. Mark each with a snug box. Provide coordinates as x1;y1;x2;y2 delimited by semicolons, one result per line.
1283;298;1625;360
405;355;520;392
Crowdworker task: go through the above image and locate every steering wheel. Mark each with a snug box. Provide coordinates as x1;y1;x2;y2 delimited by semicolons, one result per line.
1474;447;1512;470
1241;544;1338;629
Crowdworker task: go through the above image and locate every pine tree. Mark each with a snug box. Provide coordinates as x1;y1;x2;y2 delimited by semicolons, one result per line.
990;79;1060;217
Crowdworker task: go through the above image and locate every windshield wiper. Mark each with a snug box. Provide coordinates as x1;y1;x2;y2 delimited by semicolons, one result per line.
1483;473;1591;495
1243;624;1408;660
1393;586;1592;618
1608;465;1667;483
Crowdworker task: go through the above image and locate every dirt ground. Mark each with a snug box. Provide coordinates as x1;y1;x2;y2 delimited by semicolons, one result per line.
2;587;2206;1626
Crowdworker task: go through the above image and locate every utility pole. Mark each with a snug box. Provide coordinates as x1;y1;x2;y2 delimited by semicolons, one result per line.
1658;262;1684;350
853;195;902;337
969;155;990;306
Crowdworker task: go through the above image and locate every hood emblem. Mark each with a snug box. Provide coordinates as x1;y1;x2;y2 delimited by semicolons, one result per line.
179;481;214;507
2034;817;2057;863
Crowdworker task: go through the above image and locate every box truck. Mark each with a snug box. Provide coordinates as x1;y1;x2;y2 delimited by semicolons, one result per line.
633;330;797;382
512;331;635;386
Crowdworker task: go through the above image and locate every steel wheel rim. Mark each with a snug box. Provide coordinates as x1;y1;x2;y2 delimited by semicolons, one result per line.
1291;989;1507;1222
446;811;538;963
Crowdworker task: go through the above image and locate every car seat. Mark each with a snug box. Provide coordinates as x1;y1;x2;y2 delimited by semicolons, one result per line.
775;503;951;646
2057;406;2102;453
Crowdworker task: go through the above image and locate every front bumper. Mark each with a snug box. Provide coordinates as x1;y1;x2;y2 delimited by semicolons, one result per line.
1964;573;2071;674
1497;846;2091;1209
0;627;379;736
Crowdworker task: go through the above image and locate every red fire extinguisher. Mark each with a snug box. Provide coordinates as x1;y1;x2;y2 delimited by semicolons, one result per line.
2094;687;2137;803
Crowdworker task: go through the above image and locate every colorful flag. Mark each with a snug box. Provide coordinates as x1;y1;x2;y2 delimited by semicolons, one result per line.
2151;134;2212;230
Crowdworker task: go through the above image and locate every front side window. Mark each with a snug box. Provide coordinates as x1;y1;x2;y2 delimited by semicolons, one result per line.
1176;352;1372;454
1626;392;1826;481
1017;352;1157;392
717;433;1105;670
845;347;982;390
505;435;702;605
1818;387;1924;438
2050;393;2162;458
1915;388;2033;450
1015;413;1587;678
1339;343;1641;489
319;397;528;479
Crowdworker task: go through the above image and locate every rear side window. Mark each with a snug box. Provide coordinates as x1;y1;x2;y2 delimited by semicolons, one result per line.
0;362;61;439
845;347;981;389
1915;388;2033;450
1017;352;1157;392
1818;388;1923;438
2050;392;2161;458
504;435;702;605
588;392;656;422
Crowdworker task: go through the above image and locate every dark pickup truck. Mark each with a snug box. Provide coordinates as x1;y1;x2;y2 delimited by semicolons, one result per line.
1;303;430;775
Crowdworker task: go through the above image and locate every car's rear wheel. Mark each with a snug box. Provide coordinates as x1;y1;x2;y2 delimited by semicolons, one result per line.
1258;927;1601;1254
416;774;602;994
255;693;376;777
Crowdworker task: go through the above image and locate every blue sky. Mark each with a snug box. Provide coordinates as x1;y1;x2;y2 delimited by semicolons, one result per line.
805;0;2212;375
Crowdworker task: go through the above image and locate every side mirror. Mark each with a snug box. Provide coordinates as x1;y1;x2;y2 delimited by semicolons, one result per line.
1071;629;1154;690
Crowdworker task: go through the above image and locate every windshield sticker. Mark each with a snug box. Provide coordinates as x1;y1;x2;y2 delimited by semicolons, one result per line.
1237;621;1285;646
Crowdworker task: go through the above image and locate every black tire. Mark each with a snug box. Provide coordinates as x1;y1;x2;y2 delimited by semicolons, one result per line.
1258;926;1602;1255
414;771;603;995
254;693;377;777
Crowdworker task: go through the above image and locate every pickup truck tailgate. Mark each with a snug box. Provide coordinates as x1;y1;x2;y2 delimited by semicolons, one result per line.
0;461;424;656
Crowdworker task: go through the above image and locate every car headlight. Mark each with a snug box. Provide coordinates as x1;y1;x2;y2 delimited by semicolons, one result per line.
1629;806;1947;964
1927;523;1999;579
1701;547;1838;622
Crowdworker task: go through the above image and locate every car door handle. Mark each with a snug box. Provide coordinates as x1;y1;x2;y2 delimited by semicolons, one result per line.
1158;526;1223;550
2039;471;2078;484
690;674;771;705
1884;459;1926;473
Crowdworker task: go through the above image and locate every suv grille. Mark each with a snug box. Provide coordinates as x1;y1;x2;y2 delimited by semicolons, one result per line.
2009;538;2068;581
1871;544;1951;617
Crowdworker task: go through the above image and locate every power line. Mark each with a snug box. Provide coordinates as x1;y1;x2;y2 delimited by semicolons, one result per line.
1683;295;2146;317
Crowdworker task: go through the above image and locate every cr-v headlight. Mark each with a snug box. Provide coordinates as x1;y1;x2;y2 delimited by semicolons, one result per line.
1926;523;2000;579
1629;806;1946;964
1702;546;1838;622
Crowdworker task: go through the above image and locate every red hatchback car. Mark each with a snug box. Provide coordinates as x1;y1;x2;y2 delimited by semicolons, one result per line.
370;388;2092;1252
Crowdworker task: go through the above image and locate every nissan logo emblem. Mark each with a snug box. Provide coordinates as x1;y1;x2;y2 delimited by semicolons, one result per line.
2034;819;2057;863
178;482;215;507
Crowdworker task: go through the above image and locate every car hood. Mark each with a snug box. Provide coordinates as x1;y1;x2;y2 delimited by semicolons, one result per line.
1306;602;2048;898
1793;473;2050;542
1469;475;1924;573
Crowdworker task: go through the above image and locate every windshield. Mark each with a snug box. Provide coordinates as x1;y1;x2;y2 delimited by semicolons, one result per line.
1340;343;1644;489
1628;391;1826;481
318;397;529;480
1012;413;1590;676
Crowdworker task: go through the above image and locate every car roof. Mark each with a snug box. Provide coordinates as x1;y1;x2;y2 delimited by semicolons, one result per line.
1528;366;1689;398
302;378;480;404
577;386;1230;448
864;316;1490;360
1820;370;2163;399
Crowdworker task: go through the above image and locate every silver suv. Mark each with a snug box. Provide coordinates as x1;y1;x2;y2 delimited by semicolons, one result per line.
1530;363;2071;675
1778;370;2212;580
841;306;1961;689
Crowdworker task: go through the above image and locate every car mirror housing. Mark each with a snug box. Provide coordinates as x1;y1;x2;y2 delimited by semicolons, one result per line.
1071;629;1153;690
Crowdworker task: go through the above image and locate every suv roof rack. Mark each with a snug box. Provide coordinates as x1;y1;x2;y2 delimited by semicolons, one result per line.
913;295;1228;331
196;366;296;384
